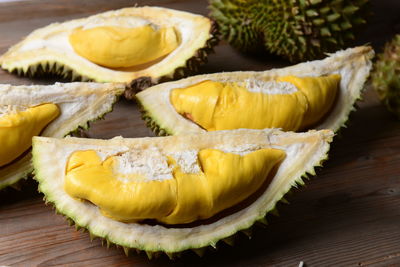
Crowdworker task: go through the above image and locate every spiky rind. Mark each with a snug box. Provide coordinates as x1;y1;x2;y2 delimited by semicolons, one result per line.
32;129;333;256
124;21;220;99
8;60;92;82
371;34;400;118
136;99;172;137
209;0;369;62
209;0;266;52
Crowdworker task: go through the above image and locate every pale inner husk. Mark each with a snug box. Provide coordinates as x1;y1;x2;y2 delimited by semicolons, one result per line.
33;129;333;252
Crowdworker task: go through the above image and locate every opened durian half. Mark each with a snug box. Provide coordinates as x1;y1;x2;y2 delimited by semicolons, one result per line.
0;7;218;99
0;82;124;189
32;128;333;256
137;46;373;136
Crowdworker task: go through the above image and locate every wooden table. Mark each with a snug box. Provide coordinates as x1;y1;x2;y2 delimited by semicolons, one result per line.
1;0;399;266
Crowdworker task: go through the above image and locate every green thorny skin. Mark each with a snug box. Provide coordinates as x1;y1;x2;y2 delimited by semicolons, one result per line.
209;0;369;62
371;35;400;118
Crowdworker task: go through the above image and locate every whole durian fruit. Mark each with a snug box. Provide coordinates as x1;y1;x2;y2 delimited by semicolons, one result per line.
209;0;369;62
371;34;400;118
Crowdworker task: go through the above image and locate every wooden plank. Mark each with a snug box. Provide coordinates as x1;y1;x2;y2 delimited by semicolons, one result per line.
1;0;400;266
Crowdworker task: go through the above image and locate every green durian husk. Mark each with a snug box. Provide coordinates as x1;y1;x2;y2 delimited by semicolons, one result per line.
209;0;369;62
371;34;400;118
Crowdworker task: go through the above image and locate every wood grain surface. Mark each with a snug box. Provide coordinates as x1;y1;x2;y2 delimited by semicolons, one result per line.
1;0;400;266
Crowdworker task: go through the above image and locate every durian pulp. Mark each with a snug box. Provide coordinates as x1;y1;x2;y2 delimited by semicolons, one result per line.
0;104;60;167
64;148;285;224
69;25;180;68
170;75;340;131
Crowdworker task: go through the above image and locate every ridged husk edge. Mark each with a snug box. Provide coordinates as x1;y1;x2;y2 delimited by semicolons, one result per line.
0;83;124;190
137;99;171;137
32;129;333;258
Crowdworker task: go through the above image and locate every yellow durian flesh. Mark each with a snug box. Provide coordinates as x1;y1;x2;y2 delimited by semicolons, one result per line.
170;75;340;132
69;25;180;68
64;148;285;224
0;103;60;167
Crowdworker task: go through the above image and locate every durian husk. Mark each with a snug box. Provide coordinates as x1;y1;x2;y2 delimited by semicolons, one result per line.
371;34;400;118
32;129;333;256
0;82;124;189
0;7;219;99
137;46;373;136
209;0;369;62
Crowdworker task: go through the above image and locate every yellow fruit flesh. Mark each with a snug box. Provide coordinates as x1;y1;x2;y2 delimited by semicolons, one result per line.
69;25;180;68
64;148;285;224
0;103;60;167
170;75;340;131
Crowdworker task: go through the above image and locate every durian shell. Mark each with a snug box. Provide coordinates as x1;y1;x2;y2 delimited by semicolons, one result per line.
371;34;400;118
0;7;219;99
0;82;124;189
209;0;369;62
136;46;373;136
33;129;333;255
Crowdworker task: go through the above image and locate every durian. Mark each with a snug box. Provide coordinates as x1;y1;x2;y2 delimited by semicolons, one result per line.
0;82;124;189
209;0;369;62
371;34;400;118
136;46;373;136
0;6;219;99
32;128;333;255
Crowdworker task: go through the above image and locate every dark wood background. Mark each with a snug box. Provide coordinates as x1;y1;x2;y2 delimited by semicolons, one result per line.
0;0;400;266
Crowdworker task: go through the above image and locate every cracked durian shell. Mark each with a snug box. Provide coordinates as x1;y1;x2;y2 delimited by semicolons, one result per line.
32;128;333;256
0;6;219;99
137;46;373;136
0;82;124;189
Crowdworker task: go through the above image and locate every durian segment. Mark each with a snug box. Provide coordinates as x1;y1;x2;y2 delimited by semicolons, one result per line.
0;103;60;167
0;82;124;189
64;148;285;224
33;128;333;253
69;25;180;68
170;75;339;131
0;6;217;85
137;46;373;135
